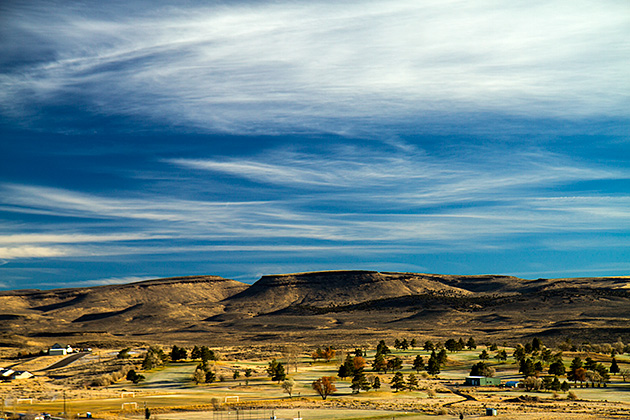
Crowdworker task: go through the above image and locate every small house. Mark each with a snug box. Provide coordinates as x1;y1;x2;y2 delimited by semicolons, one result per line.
485;407;498;416
48;343;67;356
505;380;520;388
465;376;501;386
0;368;15;380
11;371;33;380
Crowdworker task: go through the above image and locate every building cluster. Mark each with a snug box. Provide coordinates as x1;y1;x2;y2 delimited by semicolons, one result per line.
0;367;33;381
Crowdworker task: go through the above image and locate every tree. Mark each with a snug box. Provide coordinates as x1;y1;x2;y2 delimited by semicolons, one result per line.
233;370;240;380
200;346;217;363
513;345;526;362
519;358;535;377
244;368;252;378
571;367;587;384
142;347;167;370
376;340;390;356
532;337;543;352
522;376;542;391
620;369;630;382
401;338;410;350
427;351;440;375
387;357;403;372
466;337;477;350
610;358;620;375
350;370;371;393
424;340;434;352
193;367;206;384
479;350;489;360
370;375;381;390
126;369;145;384
412;355;425;373
390;372;406;392
282;378;295;397
549;361;566;377
410;338;417;348
495;350;508;362
534;361;544;373
171;345;187;362
551;376;562;391
372;353;387;373
394;339;402;349
322;346;336;362
205;370;216;383
312;376;337;400
191;345;201;360
437;349;448;365
339;355;355;379
584;357;596;371
407;373;419;390
267;359;286;382
470;362;495;377
353;356;367;372
568;357;583;383
561;381;571;392
117;348;131;359
445;339;458;352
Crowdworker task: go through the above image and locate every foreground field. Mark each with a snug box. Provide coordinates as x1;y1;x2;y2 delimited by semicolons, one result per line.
2;340;630;419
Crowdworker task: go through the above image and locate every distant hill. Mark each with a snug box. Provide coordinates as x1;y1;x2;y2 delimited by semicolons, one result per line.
1;271;629;348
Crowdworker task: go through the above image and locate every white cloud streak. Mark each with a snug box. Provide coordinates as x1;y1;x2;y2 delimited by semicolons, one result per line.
1;0;628;134
0;144;628;261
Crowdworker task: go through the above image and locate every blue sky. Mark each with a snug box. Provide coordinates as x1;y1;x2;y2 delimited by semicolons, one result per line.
1;0;629;290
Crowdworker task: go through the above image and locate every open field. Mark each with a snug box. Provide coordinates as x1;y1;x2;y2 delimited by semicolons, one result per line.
2;341;630;420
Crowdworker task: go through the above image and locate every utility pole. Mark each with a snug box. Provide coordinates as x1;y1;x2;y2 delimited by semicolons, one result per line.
63;391;67;417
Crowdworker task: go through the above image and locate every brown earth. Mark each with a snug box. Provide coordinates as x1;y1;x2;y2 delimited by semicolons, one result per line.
1;271;630;348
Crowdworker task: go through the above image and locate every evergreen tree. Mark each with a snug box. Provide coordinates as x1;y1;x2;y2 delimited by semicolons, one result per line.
519;358;535;377
480;350;489;360
532;337;543;352
372;353;387;373
427;350;440;375
513;345;526;362
534;361;544;373
350;369;371;393
401;338;410;350
466;337;477;350
390;371;406;392
551;376;562;391
445;339;458;352
424;340;434;351
387;356;403;372
495;349;508;362
470;361;494;377
371;375;381;390
376;340;391;355
393;339;402;349
438;349;448;365
610;358;620;375
412;355;425;372
549;361;566;376
410;338;417;348
407;373;419;390
339;355;355;378
267;359;286;382
191;345;201;360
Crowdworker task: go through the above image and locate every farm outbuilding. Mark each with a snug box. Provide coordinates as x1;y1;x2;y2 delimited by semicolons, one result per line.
465;376;501;386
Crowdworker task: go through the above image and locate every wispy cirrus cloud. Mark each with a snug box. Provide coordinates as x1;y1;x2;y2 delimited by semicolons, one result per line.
1;1;628;135
1;144;628;264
